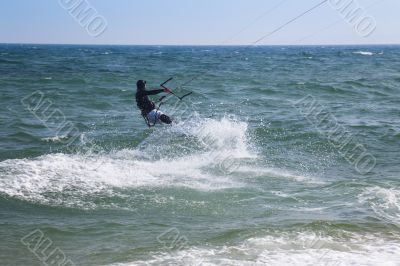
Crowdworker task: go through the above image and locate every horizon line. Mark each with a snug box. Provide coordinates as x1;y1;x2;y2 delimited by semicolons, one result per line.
1;42;400;47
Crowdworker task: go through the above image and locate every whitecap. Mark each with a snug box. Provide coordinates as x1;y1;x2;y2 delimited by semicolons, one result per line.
353;51;374;56
359;186;400;226
41;135;69;142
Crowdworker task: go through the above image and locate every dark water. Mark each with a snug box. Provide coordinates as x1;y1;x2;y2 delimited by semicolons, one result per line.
0;44;399;265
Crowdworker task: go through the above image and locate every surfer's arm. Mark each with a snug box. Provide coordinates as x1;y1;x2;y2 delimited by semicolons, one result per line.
145;89;164;96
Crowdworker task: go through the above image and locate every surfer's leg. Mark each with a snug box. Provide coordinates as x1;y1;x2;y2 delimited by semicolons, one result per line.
160;114;172;124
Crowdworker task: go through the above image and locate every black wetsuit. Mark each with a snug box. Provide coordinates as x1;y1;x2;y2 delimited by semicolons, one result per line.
136;89;172;124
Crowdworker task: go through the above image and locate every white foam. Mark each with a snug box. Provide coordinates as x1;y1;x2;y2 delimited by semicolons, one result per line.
0;151;243;207
353;51;374;56
41;135;69;142
359;187;400;226
112;232;400;266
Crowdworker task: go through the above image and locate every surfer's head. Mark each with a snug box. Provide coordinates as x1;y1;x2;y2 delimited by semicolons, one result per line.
136;80;146;91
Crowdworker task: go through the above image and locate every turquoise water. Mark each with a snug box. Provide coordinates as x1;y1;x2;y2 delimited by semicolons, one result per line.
0;44;399;265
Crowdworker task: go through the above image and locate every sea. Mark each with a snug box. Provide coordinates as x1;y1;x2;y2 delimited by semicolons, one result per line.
0;44;399;266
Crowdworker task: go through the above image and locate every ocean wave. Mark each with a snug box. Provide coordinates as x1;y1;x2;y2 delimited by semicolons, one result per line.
359;186;400;227
112;232;400;266
235;166;325;184
7;131;41;142
0;117;257;209
0;58;24;64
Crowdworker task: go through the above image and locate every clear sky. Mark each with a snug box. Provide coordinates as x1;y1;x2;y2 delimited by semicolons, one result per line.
0;0;399;45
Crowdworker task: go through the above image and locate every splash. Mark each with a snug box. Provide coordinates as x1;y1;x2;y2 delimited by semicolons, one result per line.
359;186;400;227
0;116;256;208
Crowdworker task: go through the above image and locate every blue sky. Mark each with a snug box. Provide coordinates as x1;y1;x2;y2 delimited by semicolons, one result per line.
0;0;398;45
